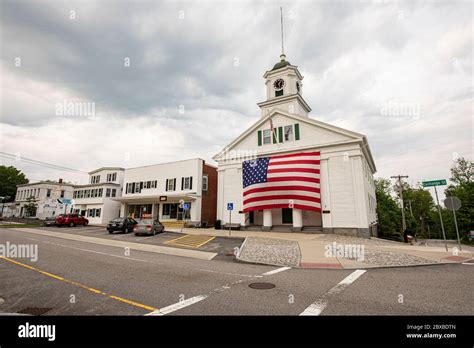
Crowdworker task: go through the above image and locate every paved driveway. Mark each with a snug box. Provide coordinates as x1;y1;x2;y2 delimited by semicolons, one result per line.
37;225;243;259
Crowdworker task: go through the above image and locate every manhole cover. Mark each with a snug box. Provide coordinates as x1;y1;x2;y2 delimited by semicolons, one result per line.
248;282;275;290
17;307;52;316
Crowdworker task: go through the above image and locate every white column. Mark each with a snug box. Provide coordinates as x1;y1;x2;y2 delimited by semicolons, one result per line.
158;204;163;221
120;203;127;218
263;209;272;230
292;208;303;230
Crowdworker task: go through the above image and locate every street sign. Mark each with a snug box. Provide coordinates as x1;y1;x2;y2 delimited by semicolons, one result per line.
424;180;448;251
58;198;73;205
422;179;447;187
444;197;461;211
183;203;190;211
227;203;234;211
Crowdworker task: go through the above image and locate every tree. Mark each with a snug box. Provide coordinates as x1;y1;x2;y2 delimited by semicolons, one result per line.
403;186;435;238
375;178;402;237
23;196;38;217
445;157;474;242
0;166;29;202
449;157;473;185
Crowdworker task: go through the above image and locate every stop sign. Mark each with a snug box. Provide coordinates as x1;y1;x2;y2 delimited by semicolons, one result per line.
444;196;461;211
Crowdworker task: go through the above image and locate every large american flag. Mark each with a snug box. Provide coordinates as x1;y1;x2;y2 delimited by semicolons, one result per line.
242;151;321;213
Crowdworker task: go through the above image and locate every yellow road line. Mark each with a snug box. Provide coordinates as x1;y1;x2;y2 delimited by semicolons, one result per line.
164;234;191;243
164;235;216;248
0;256;157;312
109;295;156;311
194;236;216;248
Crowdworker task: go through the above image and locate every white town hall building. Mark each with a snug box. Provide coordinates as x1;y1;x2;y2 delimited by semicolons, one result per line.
213;54;378;238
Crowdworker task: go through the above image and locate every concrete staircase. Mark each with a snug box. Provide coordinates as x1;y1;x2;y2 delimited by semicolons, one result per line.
302;226;323;233
243;225;323;233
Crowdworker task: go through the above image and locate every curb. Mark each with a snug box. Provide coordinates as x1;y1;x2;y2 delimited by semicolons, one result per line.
9;228;218;261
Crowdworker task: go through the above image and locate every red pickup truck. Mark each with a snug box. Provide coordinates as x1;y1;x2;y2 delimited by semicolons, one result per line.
55;214;89;227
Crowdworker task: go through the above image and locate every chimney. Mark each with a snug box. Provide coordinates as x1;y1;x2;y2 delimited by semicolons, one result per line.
59;178;63;184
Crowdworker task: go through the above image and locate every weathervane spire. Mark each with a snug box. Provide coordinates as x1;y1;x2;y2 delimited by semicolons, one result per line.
280;6;285;59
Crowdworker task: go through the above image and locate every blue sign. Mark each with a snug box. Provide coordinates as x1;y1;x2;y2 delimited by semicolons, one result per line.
58;198;73;205
227;203;234;211
183;203;190;211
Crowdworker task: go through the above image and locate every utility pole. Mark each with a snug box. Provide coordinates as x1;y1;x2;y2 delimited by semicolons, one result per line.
391;175;409;232
407;200;414;217
433;186;448;252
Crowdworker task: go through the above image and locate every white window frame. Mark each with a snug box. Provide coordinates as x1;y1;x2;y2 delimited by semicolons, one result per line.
263;129;272;145
284;125;294;142
167;179;175;191
183;177;191;190
202;175;209;191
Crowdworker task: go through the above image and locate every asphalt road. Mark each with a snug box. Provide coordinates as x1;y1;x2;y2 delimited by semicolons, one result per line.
0;228;473;316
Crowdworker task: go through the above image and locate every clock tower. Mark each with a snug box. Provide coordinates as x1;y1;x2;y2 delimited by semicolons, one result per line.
257;53;312;118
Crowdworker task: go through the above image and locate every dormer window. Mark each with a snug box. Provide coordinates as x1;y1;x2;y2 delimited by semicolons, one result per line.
284;125;294;141
262;129;272;145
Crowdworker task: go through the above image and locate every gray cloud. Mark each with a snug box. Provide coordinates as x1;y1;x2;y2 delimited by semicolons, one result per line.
0;0;472;193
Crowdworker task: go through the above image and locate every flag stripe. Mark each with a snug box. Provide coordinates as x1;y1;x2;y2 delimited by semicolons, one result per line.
267;177;320;184
244;194;321;205
243;185;321;195
269;160;320;166
270;151;320;160
268;168;320;174
243;203;321;213
244;181;321;192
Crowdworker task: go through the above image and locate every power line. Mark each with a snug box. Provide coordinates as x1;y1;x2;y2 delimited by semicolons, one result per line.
0;151;88;175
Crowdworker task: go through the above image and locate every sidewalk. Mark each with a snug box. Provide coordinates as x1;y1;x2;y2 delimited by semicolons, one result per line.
168;227;474;269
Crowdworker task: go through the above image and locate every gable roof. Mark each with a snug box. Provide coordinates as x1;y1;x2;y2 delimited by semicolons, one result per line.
213;110;377;173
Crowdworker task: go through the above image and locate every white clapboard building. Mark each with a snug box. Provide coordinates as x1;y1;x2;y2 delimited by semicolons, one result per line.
213;54;377;238
13;179;75;219
72;167;125;224
112;159;217;229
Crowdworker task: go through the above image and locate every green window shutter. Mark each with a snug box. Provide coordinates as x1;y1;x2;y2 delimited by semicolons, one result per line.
257;130;262;146
278;126;283;143
295;123;300;140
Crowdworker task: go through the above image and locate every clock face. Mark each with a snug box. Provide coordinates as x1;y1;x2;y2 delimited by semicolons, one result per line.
273;78;285;91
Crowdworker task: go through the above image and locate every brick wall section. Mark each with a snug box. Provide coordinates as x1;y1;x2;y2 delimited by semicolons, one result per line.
201;163;217;226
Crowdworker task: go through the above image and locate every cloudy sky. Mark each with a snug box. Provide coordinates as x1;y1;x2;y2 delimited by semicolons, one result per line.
0;0;472;196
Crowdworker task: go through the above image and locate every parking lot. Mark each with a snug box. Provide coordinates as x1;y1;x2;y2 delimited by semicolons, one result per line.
37;225;244;260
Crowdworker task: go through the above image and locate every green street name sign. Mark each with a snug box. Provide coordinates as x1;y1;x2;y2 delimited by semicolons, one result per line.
422;179;447;187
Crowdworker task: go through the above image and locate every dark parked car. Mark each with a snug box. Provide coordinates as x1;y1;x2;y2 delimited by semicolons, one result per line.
134;219;164;236
107;217;138;234
43;217;56;226
55;214;89;227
